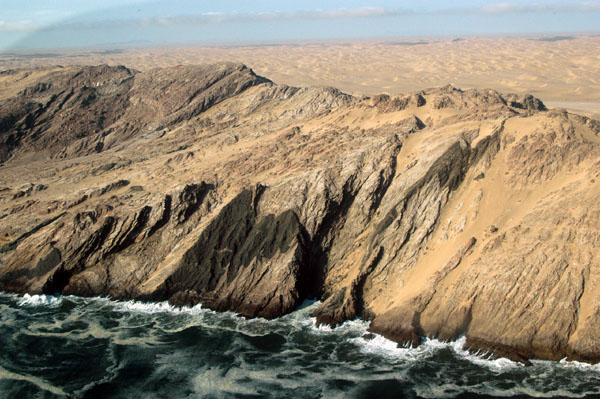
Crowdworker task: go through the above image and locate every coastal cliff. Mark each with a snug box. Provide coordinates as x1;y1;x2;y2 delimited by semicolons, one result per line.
1;63;599;363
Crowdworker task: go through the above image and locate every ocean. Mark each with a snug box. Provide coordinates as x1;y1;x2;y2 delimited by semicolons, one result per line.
1;292;599;399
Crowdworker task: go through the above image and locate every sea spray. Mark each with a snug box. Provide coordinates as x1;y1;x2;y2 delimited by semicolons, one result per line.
1;292;600;398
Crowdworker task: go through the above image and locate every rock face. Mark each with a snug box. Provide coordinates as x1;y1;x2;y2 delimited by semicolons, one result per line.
1;63;600;363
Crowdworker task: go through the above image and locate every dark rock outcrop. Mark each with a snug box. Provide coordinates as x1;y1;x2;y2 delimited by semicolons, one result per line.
156;185;311;318
0;63;268;162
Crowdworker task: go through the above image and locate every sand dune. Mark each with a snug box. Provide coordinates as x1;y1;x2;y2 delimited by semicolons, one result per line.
1;35;600;118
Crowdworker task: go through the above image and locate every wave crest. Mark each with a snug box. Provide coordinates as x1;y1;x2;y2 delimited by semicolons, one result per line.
17;293;62;307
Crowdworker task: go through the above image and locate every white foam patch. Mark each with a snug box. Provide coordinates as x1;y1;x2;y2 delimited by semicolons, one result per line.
17;294;62;307
113;299;204;314
555;358;600;372
8;292;600;382
107;298;283;339
350;334;418;359
424;336;522;372
349;331;521;371
308;317;370;336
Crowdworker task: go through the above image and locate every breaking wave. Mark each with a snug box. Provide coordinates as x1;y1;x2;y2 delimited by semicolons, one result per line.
1;292;599;398
17;293;63;307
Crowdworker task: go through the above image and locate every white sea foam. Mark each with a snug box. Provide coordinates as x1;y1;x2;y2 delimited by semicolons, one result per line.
308;317;370;336
424;336;522;372
348;330;522;371
8;292;600;377
17;293;62;307
350;333;417;359
559;357;600;371
113;299;204;314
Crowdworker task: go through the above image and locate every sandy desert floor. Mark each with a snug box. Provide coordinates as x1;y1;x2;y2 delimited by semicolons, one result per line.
1;34;599;118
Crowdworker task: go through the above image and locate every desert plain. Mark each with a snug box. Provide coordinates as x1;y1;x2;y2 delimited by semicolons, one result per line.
2;34;599;118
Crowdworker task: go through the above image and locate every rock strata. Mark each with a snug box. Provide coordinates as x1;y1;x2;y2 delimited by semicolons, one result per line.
1;63;600;363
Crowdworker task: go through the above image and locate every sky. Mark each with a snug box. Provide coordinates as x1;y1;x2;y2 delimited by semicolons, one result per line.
1;0;600;51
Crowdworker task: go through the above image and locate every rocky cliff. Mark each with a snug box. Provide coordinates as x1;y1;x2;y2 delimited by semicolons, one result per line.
1;63;599;363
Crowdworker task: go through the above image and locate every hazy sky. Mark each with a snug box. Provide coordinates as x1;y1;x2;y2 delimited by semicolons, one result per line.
2;0;600;51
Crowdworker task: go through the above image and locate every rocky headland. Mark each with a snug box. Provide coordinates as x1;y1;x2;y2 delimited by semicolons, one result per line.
1;63;599;363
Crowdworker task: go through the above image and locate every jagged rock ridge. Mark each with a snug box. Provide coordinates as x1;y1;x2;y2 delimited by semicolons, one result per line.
1;63;599;363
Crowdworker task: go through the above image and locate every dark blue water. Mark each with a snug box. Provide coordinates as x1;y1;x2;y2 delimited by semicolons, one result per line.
1;292;600;399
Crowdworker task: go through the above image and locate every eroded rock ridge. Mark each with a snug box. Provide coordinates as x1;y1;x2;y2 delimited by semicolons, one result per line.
1;63;599;363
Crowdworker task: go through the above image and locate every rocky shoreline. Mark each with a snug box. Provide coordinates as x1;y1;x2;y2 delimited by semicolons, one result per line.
1;63;599;363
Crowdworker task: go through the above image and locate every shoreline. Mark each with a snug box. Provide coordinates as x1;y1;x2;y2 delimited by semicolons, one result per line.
7;291;600;366
1;63;599;372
